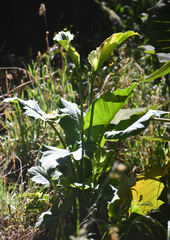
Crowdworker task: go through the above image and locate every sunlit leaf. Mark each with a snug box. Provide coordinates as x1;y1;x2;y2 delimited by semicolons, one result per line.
108;106;158;131
50;169;62;181
84;84;136;128
39;145;70;172
157;53;170;63
43;110;61;121
70;182;91;190
3;97;63;122
28;166;50;187
39;145;82;172
130;201;144;215
53;31;81;70
105;109;168;140
54;31;74;42
59;97;81;146
84;83;136;142
28;166;62;187
3;97;46;121
139;45;156;54
88;31;139;75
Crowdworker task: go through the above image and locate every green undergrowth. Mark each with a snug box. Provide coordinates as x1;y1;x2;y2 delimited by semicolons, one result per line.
0;30;170;240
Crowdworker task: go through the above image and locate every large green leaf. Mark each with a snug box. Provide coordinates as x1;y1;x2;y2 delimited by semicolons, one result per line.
39;145;82;172
53;31;81;70
84;83;137;128
88;31;139;75
59;97;81;146
105;109;168;140
84;83;137;142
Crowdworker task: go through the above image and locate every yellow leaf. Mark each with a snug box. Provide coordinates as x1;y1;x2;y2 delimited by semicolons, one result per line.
131;176;164;215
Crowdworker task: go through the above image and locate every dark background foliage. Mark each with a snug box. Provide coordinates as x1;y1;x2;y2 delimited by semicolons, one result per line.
0;0;157;62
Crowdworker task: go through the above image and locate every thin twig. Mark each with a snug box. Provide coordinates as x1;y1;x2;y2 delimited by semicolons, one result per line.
0;66;37;81
0;67;60;100
5;70;9;95
2;164;27;178
0;80;33;99
0;67;37;99
153;117;170;123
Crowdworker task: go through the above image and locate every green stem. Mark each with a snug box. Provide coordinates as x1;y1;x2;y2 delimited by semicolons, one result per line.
87;74;96;141
89;74;95;106
82;157;86;182
48;121;66;148
77;70;84;159
76;197;80;236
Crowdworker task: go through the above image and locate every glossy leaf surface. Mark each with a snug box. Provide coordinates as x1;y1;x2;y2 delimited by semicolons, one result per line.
39;145;82;172
28;166;51;187
3;97;46;121
105;109;167;140
3;97;63;122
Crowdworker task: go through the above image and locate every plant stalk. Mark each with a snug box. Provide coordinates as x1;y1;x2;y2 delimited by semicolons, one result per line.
77;70;84;159
87;73;96;141
48;121;66;148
